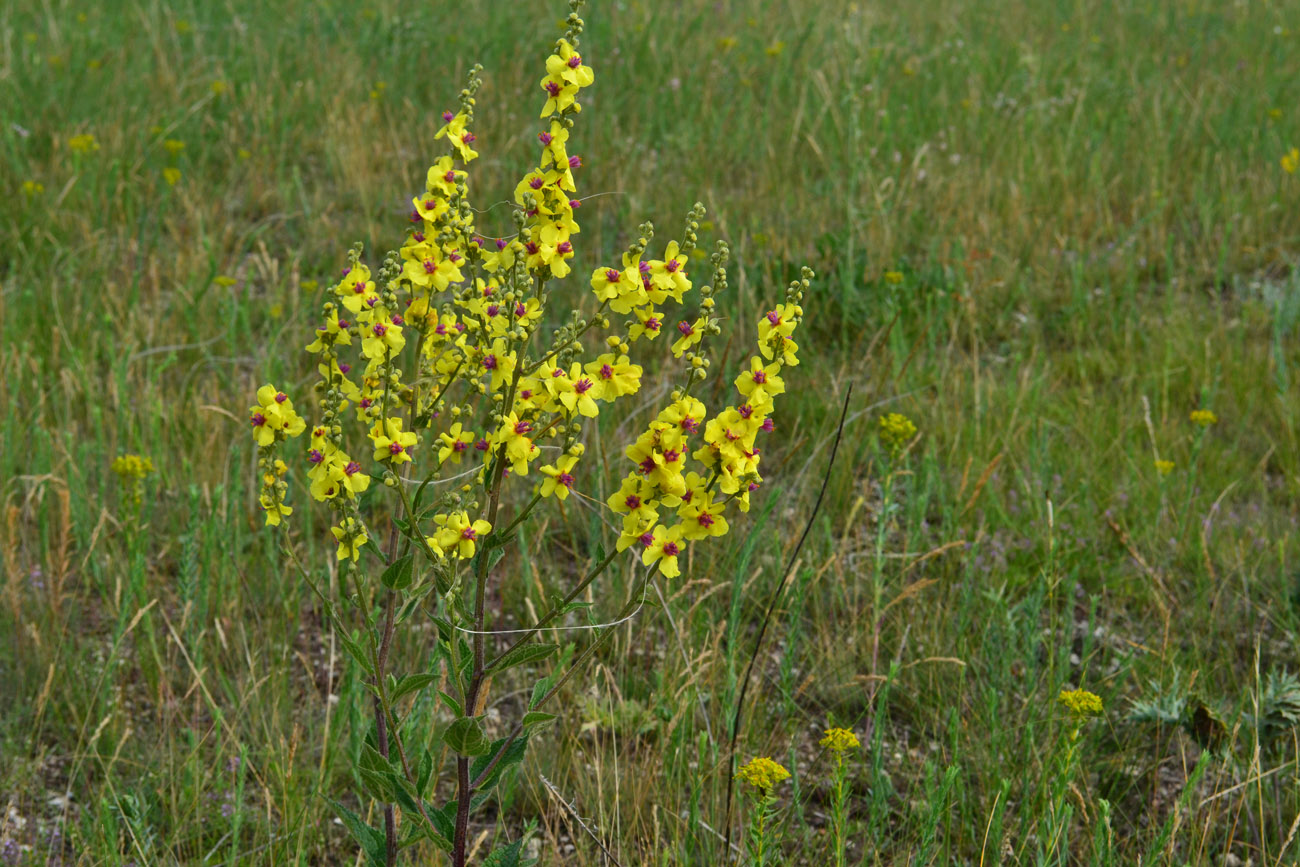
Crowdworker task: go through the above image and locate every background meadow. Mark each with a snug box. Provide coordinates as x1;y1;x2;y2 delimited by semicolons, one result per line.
3;0;1300;863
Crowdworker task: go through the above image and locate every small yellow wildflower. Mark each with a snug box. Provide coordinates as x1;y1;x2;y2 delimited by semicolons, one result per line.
112;454;155;481
175;19;192;34
112;454;155;509
1283;147;1299;175
765;41;786;57
211;80;228;95
1154;459;1174;476
1189;409;1218;427
878;413;917;455
1268;108;1283;120
301;279;319;292
214;275;238;287
736;756;790;793
716;36;737;52
819;727;860;754
1058;689;1103;718
163;167;182;186
163;139;185;156
370;81;387;101
883;270;904;285
68;133;99;154
331;517;369;561
237;147;252;160
21;181;44;197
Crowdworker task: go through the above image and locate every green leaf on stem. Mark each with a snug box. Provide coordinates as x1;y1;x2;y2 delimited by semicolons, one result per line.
471;735;529;793
481;837;526;867
444;716;490;756
327;798;387;866
338;629;375;676
416;748;434;798
487;642;558;676
380;553;415;590
440;690;464;718
390;672;439;704
521;711;557;733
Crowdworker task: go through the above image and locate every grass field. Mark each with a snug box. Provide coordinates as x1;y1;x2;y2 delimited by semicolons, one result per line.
3;0;1300;863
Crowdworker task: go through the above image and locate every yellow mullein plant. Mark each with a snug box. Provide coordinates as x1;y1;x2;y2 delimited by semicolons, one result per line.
247;2;812;864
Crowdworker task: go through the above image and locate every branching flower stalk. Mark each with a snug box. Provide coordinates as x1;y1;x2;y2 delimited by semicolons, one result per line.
820;727;861;867
1044;689;1104;864
244;2;816;864
736;756;791;867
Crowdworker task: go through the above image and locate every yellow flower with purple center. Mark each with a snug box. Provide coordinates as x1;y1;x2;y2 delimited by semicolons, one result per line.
642;523;685;578
434;511;492;559
438;422;475;465
370;418;418;464
539;454;580;500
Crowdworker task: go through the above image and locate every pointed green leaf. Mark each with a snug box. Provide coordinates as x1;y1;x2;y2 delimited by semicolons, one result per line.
487;642;558;677
381;553;415;590
338;630;375;676
521;711;557;733
482;837;526;867
391;672;439;704
471;735;529;792
440;690;464;718
327;798;386;865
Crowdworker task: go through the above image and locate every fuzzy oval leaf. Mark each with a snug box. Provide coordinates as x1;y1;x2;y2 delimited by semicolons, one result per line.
444;716;490;757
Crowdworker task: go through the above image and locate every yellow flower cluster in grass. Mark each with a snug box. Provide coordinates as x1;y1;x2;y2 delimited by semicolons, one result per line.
1189;409;1217;427
878;412;917;456
1058;688;1103;718
111;454;154;480
736;756;790;792
68;133;99;154
820;727;860;753
1154;459;1174;476
250;19;810;572
1283;147;1299;175
112;454;155;509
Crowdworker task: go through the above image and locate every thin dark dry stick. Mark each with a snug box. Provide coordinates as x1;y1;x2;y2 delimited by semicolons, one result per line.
721;384;853;858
